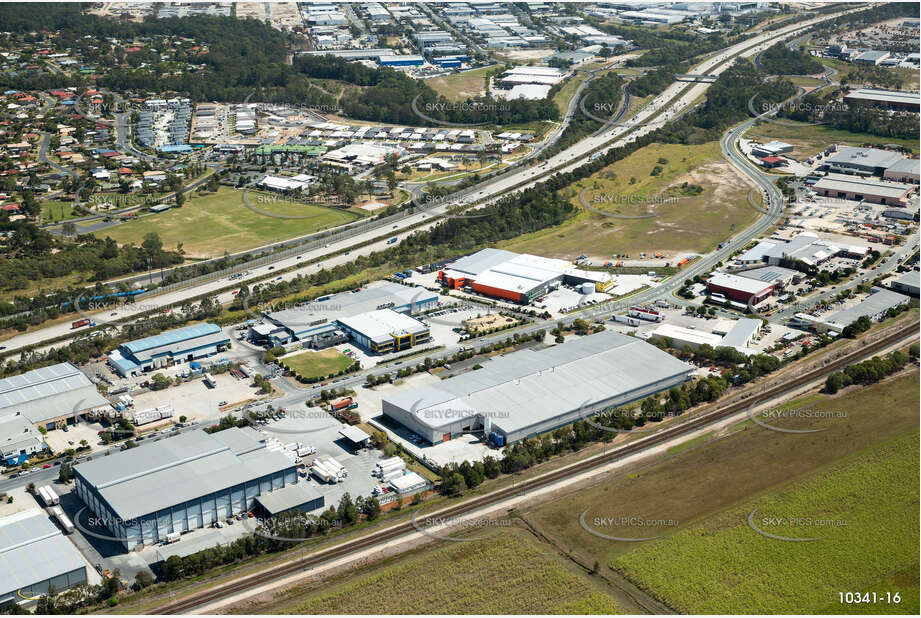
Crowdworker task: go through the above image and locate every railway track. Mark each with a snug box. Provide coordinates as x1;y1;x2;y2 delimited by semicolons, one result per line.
153;319;918;615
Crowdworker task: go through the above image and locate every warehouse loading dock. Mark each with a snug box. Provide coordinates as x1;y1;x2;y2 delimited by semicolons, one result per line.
382;330;693;445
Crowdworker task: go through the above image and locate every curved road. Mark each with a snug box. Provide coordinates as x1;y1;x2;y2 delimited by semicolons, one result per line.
0;6;863;358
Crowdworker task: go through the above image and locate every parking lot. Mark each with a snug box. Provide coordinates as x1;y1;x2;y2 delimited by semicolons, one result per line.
128;372;264;426
44;420;107;453
255;412;386;511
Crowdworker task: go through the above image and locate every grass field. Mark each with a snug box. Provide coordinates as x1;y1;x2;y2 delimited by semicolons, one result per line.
39;200;81;223
552;69;593;114
428;66;494;101
239;527;624;614
282;348;354;380
499;141;758;260
749;120;918;157
614;430;919;614
93;188;359;258
822;58;920;91
525;372;920;614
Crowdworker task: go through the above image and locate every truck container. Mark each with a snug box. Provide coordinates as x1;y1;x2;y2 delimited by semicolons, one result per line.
376;456;403;471
377;461;405;477
387;237;398;244
677;257;690;267
655;300;669;308
489;431;505;447
330;397;353;411
203;373;216;387
612;314;641;327
71;319;91;329
49;506;74;534
323;456;346;475
628;306;663;322
165;531;181;544
310;462;334;483
38;485;60;506
381;468;405;483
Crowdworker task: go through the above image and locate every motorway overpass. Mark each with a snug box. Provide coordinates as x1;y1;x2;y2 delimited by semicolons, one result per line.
0;7;861;359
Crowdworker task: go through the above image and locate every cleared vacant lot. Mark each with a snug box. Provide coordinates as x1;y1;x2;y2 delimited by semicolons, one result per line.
237;526;624;614
748;121;918;157
95;188;359;258
500;141;758;260
428;66;493;101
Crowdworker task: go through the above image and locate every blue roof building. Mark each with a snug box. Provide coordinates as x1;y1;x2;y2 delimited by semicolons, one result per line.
109;323;231;377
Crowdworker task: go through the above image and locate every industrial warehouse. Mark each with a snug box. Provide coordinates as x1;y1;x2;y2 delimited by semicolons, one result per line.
736;232;870;268
438;248;613;304
73;427;312;549
108;323;231;377
0;362;112;431
382;330;693;445
706;272;775;305
0;508;87;604
251;282;437;353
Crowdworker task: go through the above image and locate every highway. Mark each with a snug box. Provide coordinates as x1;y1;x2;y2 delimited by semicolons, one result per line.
0;6;859;359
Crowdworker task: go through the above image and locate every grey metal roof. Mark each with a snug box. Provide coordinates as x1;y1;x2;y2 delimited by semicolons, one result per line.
738;266;800;284
0;362;109;425
891;270;920;292
267;283;436;335
846;88;920;106
255;482;324;515
0;508;85;599
885;157;920;175
826;289;910;328
721;318;762;348
814;174;911;199
73;428;296;521
826;147;904;171
0;415;44;457
338;309;428;344
385;330;693;433
443;248;518;277
339;425;370;444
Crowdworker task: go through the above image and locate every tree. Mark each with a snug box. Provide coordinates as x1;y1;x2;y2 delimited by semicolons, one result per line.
150;373;171;390
161;555;183;581
825;373;844;394
364;496;381;521
59;463;74;483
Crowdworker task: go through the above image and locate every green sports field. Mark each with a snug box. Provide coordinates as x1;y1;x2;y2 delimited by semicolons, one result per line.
282;348;354;380
93;188;359;258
